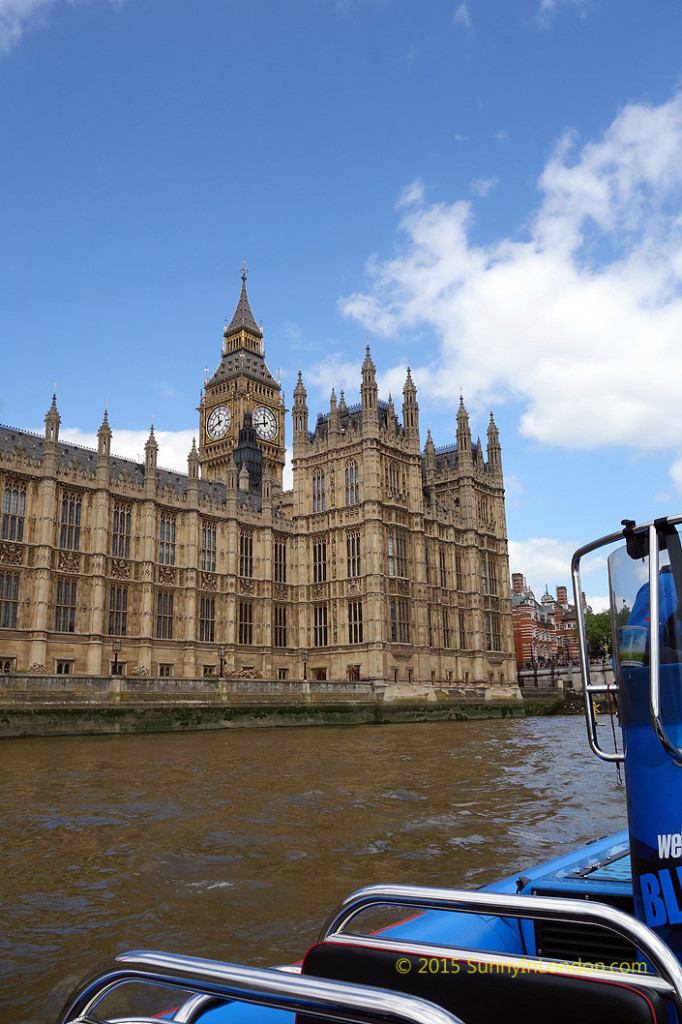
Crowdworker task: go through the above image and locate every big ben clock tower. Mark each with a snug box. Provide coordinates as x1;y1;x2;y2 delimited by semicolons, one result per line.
199;265;286;487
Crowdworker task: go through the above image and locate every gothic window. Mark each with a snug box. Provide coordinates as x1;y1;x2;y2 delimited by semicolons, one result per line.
0;572;19;629
274;605;287;647
201;521;216;572
238;601;253;645
345;460;359;505
274;537;287;583
481;555;489;595
112;503;131;559
55;578;77;632
240;531;253;578
489;556;498;596
348;601;363;644
439;548;447;588
490;613;502;651
425;544;431;584
108;585;127;636
390;599;410;643
387;532;408;578
313;604;328;647
459;611;467;649
158;515;176;566
485;612;492;650
59;492;81;551
199;596;215;642
427;606;433;646
346;532;361;577
1;481;25;542
312;469;325;513
442;608;451;648
313;539;327;583
156;590;173;639
386;461;400;494
456;553;464;591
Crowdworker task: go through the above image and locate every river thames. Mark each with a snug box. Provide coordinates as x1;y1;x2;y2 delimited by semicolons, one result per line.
0;716;626;1022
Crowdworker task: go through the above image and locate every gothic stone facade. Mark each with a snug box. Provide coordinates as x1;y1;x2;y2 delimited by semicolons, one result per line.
0;277;515;685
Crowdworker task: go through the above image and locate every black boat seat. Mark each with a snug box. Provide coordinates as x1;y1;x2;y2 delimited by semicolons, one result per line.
300;936;671;1024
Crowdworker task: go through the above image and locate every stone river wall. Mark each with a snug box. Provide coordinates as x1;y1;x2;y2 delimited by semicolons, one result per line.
0;674;527;738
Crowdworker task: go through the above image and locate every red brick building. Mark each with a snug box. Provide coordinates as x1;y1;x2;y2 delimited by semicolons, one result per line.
511;574;580;669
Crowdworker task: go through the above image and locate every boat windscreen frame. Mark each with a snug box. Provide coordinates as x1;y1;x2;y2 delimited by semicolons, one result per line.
571;513;682;766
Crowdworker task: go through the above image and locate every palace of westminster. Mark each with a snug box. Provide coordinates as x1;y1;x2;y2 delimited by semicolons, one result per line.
0;271;516;686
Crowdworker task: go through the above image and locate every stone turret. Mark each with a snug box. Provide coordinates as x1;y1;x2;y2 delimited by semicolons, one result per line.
44;392;60;447
97;409;112;484
361;345;379;435
292;370;309;449
97;409;111;460
456;396;472;465
424;428;436;476
487;410;502;475
402;366;419;448
187;437;200;498
328;387;340;439
144;424;158;497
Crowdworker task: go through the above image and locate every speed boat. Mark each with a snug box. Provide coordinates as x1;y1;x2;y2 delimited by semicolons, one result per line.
57;514;682;1024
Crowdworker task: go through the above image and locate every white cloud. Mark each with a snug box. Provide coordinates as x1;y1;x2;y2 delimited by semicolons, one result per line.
669;458;682;496
453;2;471;29
537;0;590;23
59;427;196;473
0;0;121;57
0;0;51;54
340;93;682;454
508;538;578;594
470;176;499;197
397;180;425;209
509;537;608;603
302;354;364;401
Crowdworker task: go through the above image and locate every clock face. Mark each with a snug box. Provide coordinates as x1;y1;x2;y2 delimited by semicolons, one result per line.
207;405;231;440
253;406;277;441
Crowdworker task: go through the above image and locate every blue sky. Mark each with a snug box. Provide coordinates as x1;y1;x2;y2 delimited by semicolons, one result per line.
2;0;682;607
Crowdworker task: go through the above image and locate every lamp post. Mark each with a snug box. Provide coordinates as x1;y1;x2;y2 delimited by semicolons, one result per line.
218;644;225;679
112;638;121;676
302;650;308;681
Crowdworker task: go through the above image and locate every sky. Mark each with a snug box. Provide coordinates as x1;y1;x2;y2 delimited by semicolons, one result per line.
2;0;682;609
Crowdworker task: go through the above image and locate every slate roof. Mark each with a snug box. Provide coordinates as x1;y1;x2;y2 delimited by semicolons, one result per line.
224;272;262;338
0;423;242;504
207;348;276;387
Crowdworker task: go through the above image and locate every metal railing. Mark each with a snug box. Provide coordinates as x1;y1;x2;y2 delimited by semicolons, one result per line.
319;883;682;1014
571;513;682;765
56;949;466;1024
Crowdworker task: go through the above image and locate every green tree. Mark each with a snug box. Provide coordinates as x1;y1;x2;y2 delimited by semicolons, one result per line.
584;609;613;658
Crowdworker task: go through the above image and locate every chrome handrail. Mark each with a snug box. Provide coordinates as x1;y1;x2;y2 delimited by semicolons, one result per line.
647;520;682;765
571;525;625;763
319;883;682;1013
311;931;673;999
56;950;466;1024
572;514;682;766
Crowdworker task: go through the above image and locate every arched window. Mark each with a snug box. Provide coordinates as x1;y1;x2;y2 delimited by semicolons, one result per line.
345;460;359;505
59;492;81;551
2;481;26;542
312;469;325;513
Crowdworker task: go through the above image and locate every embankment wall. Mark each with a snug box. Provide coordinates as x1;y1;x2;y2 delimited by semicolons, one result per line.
0;675;526;738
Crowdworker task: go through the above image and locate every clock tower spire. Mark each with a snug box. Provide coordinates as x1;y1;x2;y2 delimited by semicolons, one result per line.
199;266;285;489
197;266;282;489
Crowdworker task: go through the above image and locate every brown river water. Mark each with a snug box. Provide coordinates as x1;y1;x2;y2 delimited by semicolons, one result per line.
0;716;626;1023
